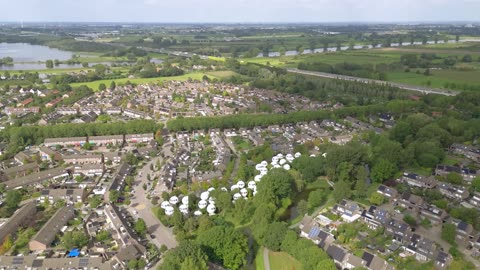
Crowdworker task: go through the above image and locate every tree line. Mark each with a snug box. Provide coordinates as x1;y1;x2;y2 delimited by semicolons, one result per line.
1;120;161;156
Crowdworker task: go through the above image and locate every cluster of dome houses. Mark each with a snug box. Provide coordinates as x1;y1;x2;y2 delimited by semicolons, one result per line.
160;152;303;216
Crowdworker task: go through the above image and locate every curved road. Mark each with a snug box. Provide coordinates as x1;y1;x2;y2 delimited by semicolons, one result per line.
287;68;459;96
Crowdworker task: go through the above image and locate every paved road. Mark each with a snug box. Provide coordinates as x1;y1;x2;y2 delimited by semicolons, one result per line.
128;156;177;250
263;248;271;270
287;68;459;96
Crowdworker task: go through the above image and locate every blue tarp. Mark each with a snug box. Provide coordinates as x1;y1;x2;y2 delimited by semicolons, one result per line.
68;249;80;257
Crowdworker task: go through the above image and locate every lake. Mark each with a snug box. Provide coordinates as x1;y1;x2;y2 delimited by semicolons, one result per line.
0;43;73;62
0;43;163;71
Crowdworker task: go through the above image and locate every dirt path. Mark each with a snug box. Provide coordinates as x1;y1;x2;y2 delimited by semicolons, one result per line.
263;248;271;270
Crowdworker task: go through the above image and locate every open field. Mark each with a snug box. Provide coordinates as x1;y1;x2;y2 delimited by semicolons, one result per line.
69;72;210;89
245;42;480;91
269;251;303;270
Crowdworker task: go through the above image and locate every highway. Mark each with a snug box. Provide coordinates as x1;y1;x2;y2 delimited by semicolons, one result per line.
286;68;459;96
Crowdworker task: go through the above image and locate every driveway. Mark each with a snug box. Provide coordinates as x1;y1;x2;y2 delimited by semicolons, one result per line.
128;156;177;249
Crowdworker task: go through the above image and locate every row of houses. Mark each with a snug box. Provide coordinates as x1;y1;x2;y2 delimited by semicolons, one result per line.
0;255;112;270
44;133;154;147
306;198;454;269
29;206;75;251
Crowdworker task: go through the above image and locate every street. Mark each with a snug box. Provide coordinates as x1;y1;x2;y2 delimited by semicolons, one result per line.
128;155;177;250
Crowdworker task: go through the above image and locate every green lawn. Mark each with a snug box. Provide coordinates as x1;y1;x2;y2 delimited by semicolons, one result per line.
254;248;266;270
269;250;303;270
69;72;211;90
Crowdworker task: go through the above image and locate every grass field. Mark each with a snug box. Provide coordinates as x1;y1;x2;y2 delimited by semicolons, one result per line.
254;248;266;270
387;68;480;89
69;72;212;89
205;70;238;78
269;250;303;270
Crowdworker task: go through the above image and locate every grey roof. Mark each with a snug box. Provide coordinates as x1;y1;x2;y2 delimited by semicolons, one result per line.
30;206;75;247
326;244;347;262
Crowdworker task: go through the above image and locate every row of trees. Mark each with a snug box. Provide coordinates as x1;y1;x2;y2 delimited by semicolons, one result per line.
298;61;388;81
2;120;161;155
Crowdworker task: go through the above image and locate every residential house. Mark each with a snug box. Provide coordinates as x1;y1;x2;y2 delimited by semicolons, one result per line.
63;154;103;165
4;162;39;178
397;193;424;212
29;206;75;251
377;185;398;200
74;164;105;177
0;202;37;243
88;135;124;146
451;220;474;244
469;192;480;207
105;107;122;115
57;106;78;115
333;199;362;222
103;152;123;164
0;256;112;270
450;144;480;162
125;133;154;144
44;137;87;147
39;188;86;204
420;205;449;225
385;219;413;244
400;172;438;189
361;205;390;230
362;251;393;270
437;183;469;200
435;164;479;183
326;244;348;269
14;151;32;165
405;234;437;261
38;146;62;162
3;167;70;190
434;251;452;269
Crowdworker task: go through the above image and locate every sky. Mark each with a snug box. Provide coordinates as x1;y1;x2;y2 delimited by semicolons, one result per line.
0;0;479;23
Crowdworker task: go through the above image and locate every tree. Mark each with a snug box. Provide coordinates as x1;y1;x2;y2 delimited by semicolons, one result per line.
255;169;294;207
5;190;22;210
109;190;120;203
61;231;89;249
0;235;13;255
160;241;208;270
297;200;308;216
110;81;116;90
263;222;288;251
134;218;148;237
446;173;463;185
127;260;138;270
369;192;385;206
403;214;417;226
46;60;54;69
89;195;102;208
98;83;106;91
441;224;456;245
371;159;397;183
332;180;351;201
197;225;249;270
308;189;327;210
472;177;480;192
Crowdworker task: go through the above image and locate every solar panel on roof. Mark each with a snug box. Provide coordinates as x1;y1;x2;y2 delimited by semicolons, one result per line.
79;258;89;267
41;189;50;195
67;189;74;195
32;259;43;267
308;226;321;238
12;257;24;264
